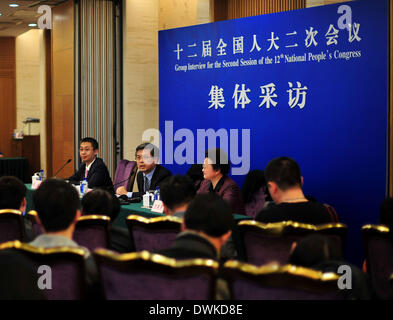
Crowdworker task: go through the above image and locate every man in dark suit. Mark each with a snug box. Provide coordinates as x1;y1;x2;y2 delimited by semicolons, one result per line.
68;137;113;192
116;142;171;197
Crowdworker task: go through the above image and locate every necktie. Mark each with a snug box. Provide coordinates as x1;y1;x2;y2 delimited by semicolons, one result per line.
144;176;150;193
85;168;88;178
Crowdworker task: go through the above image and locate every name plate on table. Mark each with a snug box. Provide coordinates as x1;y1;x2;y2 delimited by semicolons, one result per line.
151;200;164;213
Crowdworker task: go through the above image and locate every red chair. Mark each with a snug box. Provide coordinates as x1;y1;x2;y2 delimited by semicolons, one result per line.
74;215;111;251
362;224;393;299
94;249;218;300
113;160;137;190
126;215;182;252
0;240;87;300
0;209;27;243
238;220;347;266
223;260;344;300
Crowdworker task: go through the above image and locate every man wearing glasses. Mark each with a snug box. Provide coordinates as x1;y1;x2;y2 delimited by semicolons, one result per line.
68;137;113;192
116;142;171;197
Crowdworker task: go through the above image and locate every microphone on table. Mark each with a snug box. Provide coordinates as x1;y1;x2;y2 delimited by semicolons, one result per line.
110;178;142;204
53;159;72;177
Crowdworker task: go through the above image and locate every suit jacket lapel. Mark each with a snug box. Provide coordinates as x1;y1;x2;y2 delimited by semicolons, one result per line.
86;158;98;179
150;165;160;189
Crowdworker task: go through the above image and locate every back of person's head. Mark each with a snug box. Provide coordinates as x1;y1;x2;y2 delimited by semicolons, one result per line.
33;178;80;232
288;234;342;268
184;193;234;237
81;189;121;221
241;170;266;203
135;142;159;158
80;137;99;150
264;156;302;191
0;176;27;210
186;164;204;186
205;148;230;176
160;175;196;211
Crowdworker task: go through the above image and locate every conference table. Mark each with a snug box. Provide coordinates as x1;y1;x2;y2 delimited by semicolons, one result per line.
25;184;252;229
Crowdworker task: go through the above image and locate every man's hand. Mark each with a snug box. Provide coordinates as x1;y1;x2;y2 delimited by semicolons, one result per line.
116;186;128;195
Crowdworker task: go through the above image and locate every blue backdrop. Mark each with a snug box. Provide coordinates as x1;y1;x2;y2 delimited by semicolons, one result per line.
158;0;389;265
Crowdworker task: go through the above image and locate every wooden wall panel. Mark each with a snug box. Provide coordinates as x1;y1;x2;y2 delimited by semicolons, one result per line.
51;0;74;178
0;37;16;158
213;0;306;21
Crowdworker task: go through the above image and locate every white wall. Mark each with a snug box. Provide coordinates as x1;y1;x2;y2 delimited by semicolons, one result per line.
16;29;46;171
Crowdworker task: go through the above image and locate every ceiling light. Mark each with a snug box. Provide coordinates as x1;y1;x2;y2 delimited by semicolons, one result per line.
28;23;37;27
9;4;20;8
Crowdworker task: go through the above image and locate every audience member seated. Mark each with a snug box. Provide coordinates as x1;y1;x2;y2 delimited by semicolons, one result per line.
362;197;393;275
241;169;267;218
156;193;234;260
68;137;113;192
256;157;335;224
30;178;98;288
0;176;35;241
197;148;245;214
160;175;196;218
81;189;133;253
116;143;172;197
186;163;204;190
0;176;27;213
289;234;371;300
156;193;234;299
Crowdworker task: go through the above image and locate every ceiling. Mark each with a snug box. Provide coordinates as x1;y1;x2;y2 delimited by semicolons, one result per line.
0;0;67;37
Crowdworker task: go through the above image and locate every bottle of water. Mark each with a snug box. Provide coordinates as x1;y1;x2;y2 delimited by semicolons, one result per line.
39;169;45;181
80;177;88;195
154;186;160;201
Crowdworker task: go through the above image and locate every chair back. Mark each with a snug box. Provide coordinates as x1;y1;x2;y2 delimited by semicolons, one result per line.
126;215;182;251
244;187;266;219
223;260;343;300
113;160;137;190
0;240;86;300
26;210;42;238
0;209;26;243
238;220;347;265
362;224;393;299
74;215;111;251
94;249;218;300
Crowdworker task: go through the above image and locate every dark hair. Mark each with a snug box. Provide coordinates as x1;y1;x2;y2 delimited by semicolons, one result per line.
186;164;204;187
33;179;80;232
160;175;196;211
184;193;234;237
205;148;230;176
288;234;342;268
81;189;121;221
241;170;266;203
80;137;99;150
264;157;302;191
135;143;159;158
0;176;27;210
